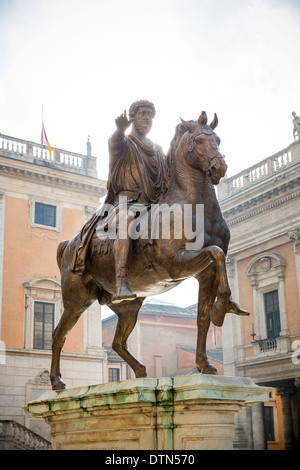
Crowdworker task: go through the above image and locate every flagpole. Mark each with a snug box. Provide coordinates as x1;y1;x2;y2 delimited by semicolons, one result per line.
41;104;45;158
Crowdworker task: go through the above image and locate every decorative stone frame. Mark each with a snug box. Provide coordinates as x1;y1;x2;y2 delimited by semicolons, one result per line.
23;276;62;350
245;252;290;354
28;196;62;233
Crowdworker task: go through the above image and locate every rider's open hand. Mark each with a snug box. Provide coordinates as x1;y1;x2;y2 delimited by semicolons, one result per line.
115;110;132;133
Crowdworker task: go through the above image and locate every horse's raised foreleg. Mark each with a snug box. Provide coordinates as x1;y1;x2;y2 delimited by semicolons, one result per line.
205;246;250;326
205;245;231;327
195;267;218;375
108;297;147;378
173;244;242;327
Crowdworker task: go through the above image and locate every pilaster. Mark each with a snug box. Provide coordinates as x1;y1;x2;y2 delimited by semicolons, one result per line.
288;226;300;310
0;192;5;339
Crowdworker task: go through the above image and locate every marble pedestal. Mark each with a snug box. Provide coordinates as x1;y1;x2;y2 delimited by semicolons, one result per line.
25;375;271;450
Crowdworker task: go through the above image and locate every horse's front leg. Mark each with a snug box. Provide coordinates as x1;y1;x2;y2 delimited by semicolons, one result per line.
195;267;218;375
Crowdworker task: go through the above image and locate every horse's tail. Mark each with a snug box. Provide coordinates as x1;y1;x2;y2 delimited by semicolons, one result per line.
57;240;69;270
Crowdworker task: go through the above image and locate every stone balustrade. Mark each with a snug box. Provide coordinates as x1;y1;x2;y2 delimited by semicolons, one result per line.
256;338;278;353
218;140;300;201
0;420;51;450
0;133;98;178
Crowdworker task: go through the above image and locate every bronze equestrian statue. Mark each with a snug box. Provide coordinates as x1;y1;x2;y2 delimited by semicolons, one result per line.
50;101;249;391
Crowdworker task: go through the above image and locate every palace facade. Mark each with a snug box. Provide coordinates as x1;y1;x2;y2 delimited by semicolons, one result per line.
0;133;107;445
218;134;300;450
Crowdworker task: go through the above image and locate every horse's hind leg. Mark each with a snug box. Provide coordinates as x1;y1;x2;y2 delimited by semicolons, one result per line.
108;297;147;378
196;267;218;375
50;277;97;390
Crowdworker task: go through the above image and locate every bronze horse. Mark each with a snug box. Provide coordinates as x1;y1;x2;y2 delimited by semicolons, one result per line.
50;111;249;390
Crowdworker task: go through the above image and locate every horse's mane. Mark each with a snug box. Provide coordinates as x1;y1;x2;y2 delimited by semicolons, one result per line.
160;121;194;199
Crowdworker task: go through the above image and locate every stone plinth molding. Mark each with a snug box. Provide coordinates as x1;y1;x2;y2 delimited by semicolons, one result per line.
25;375;271;450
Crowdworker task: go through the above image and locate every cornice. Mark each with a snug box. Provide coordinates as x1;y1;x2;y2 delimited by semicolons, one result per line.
0;161;106;196
222;177;300;226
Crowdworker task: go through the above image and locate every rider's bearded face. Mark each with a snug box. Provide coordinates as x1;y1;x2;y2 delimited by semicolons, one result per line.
133;106;153;136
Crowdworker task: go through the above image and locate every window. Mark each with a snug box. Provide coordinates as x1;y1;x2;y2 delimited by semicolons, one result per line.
23;277;61;350
246;252;288;353
33;302;54;350
109;368;120;382
264;290;281;339
34;202;56;227
29;198;62;233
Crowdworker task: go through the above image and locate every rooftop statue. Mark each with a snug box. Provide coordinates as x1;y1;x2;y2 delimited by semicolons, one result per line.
292;111;300;140
50;101;250;390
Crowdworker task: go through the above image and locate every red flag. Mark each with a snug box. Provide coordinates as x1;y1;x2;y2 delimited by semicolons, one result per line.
41;122;52;155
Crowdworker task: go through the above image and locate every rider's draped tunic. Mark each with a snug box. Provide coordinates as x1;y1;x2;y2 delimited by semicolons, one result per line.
70;133;166;273
107;133;165;205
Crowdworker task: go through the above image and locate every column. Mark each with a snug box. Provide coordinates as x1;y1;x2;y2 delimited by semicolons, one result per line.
276;386;295;450
244;406;254;449
292;378;300;446
234;405;253;449
251;403;267;450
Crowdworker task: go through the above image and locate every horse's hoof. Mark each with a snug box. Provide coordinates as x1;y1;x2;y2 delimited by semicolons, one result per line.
227;299;250;317
135;365;147;378
52;378;66;391
201;364;218;375
196;358;218;375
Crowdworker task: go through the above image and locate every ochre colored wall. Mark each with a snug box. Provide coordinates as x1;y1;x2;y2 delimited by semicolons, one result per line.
2;195;85;352
267;391;284;451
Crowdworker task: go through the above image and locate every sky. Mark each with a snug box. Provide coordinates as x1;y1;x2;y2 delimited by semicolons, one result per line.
1;0;300;311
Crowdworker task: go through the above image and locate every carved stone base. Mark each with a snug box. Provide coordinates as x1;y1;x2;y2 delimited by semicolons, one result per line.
25;375;271;451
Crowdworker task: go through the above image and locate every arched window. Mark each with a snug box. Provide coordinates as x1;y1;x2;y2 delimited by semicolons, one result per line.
246;252;290;354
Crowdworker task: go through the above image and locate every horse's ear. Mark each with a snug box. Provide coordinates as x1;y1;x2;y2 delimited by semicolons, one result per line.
198;111;207;125
209;113;218;130
180;118;196;133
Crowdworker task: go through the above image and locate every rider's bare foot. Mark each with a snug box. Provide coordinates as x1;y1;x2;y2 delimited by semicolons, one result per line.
112;280;137;304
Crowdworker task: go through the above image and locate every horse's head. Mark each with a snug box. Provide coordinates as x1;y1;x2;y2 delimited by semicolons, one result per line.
178;111;227;185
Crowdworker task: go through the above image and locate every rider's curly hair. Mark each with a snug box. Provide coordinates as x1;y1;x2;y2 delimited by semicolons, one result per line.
128;100;156;120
